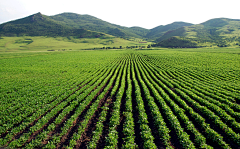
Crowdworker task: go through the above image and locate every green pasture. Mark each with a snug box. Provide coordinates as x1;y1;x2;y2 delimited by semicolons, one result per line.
0;36;152;52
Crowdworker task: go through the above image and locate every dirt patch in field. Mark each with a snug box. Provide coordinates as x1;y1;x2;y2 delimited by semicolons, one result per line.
41;106;78;146
96;97;114;149
96;66;124;148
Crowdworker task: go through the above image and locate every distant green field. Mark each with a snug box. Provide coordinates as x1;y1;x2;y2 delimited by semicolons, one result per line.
0;36;152;52
0;48;240;149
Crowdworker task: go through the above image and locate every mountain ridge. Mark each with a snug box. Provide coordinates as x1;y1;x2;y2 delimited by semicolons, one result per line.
0;12;193;39
49;12;144;38
1;12;240;48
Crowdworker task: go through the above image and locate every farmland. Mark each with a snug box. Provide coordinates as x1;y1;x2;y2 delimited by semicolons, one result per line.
0;48;240;149
0;36;151;52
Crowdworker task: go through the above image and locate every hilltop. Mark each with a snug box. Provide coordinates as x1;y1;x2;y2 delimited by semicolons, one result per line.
0;13;107;38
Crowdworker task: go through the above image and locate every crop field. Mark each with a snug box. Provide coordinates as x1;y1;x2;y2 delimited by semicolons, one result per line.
0;48;240;149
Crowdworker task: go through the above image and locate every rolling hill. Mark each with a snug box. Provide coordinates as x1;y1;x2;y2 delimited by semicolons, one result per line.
50;13;193;39
2;12;240;48
0;13;106;38
0;12;193;40
154;18;240;48
145;22;193;40
50;13;148;38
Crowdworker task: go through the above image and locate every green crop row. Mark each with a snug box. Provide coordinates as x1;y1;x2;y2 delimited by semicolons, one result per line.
140;54;232;148
67;57;127;149
130;55;157;149
104;59;127;148
42;58;122;149
23;64;119;148
122;59;137;149
135;55;199;148
1;49;240;148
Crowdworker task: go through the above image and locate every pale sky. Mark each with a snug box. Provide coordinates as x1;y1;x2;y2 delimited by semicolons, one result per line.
0;0;239;29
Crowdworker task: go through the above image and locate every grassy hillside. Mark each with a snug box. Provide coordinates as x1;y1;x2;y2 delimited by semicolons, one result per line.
154;18;240;48
0;13;106;38
0;12;152;40
0;12;197;42
48;13;193;39
50;13;147;38
0;36;152;52
155;27;187;42
146;22;193;40
153;36;198;48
